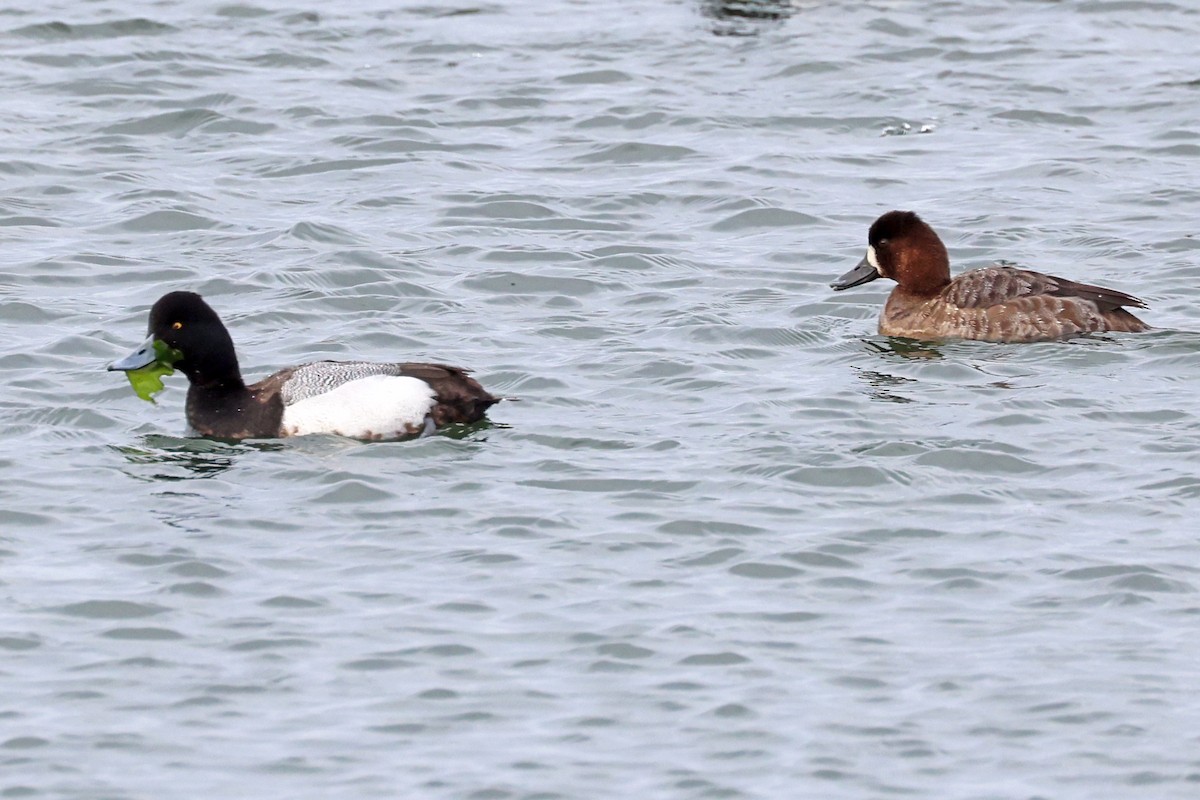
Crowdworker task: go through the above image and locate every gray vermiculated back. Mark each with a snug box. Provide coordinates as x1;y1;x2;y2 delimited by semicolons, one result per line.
278;362;418;405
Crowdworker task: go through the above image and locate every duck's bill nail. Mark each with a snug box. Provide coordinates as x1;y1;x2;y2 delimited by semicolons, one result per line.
830;255;881;290
107;335;157;371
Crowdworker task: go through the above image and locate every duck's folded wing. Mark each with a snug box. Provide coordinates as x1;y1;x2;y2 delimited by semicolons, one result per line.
266;361;414;404
388;362;477;384
942;267;1044;308
1044;276;1148;311
393;363;500;425
265;361;497;423
947;266;1146;311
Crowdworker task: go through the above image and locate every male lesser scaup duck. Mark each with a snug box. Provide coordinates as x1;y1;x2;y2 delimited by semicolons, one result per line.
109;291;500;440
831;210;1150;342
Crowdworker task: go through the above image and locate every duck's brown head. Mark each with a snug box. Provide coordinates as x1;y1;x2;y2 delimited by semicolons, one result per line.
832;210;951;297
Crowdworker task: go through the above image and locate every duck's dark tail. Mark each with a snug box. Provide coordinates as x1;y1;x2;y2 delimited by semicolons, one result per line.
397;362;506;426
1100;308;1151;333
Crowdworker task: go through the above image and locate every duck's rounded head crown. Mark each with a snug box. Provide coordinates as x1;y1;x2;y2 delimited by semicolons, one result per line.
868;210;951;295
148;291;240;385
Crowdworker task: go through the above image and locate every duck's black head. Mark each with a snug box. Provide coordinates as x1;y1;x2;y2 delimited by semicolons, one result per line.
110;291;242;388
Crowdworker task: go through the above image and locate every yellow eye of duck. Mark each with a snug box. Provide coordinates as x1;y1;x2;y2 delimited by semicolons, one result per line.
172;322;183;330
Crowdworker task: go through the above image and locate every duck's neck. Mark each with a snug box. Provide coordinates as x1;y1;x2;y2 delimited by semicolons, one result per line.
893;228;952;296
184;380;255;438
180;357;245;392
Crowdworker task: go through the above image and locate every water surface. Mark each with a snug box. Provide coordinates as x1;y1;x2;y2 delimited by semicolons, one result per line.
3;1;1200;798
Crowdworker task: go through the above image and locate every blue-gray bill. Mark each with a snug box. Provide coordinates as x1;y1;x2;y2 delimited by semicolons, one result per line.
108;335;157;371
831;255;881;290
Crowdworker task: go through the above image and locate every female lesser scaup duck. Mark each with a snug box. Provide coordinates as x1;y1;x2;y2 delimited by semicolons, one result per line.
109;291;500;440
831;210;1150;342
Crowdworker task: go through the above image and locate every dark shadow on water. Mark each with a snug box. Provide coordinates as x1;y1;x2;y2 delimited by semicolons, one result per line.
865;337;945;360
699;0;796;35
439;418;508;440
853;338;943;404
114;420;505;480
701;0;795;20
113;435;284;481
854;368;917;404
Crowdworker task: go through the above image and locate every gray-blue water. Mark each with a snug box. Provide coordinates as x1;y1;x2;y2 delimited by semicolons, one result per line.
3;1;1200;797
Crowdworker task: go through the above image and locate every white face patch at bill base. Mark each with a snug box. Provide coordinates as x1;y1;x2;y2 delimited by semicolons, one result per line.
280;374;438;438
866;245;881;271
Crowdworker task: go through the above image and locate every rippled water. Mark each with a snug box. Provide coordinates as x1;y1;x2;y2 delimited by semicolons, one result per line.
3;1;1200;797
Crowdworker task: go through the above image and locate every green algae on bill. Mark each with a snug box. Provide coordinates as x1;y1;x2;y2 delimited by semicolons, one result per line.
124;340;182;403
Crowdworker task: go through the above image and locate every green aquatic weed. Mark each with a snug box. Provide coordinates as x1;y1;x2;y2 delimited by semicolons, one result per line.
124;340;183;403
